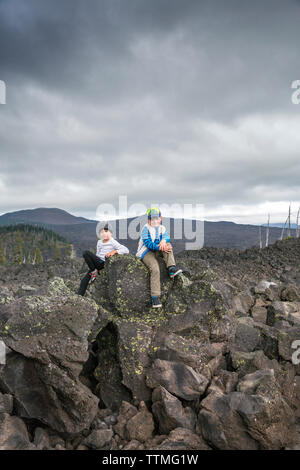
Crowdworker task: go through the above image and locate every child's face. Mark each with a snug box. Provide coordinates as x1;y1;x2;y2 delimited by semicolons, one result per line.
100;229;111;241
149;216;162;227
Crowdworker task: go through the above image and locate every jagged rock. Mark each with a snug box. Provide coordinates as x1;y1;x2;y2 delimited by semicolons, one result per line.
146;359;209;400
125;401;155;443
113;401;138;439
231;291;254;317
0;413;35;450
251;305;268;323
33;427;51;450
267;301;300;327
91;254;160;315
278;326;300;362
207;370;239;394
164;279;226;333
254;322;279;359
152;386;196;434
153;427;211;450
237;369;276;394
229;349;278;378
117;321;154;403
199;384;296;450
281;286;300;302
83;428;114;449
210;313;236;343
0;277;99;434
0;392;13;414
150;331;223;380
233;317;260;352
123;439;145;450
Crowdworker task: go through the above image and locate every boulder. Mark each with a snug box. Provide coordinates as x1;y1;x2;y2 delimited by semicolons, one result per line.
0;277;99;434
251;306;268;323
146;359;209;400
113;401;138;439
199;385;295;450
83;428;114;449
267;301;300;327
232;317;260;352
33;427;51;450
153;427;211;451
281;286;300;302
125;401;155;443
0;392;13;414
229;349;278;378
152;386;196;434
0;413;35;450
91;254;166;316
278;326;300;362
237;369;276;394
231;291;254;317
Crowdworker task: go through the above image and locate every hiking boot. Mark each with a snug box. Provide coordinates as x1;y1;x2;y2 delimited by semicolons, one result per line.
151;296;162;308
89;269;98;283
168;266;183;278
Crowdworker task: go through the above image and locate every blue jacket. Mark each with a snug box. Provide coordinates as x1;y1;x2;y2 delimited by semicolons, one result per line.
136;223;170;259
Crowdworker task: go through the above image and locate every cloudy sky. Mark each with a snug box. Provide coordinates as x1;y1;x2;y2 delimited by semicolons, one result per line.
0;0;300;224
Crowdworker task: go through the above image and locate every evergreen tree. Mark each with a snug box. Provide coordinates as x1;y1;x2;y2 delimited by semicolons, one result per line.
12;233;23;264
34;247;43;264
53;244;61;260
0;242;7;265
65;244;71;257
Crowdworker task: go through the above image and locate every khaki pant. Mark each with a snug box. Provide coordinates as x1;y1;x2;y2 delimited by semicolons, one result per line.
142;244;175;296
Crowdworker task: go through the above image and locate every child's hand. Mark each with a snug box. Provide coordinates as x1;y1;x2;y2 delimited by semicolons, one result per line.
159;240;167;251
164;243;172;253
159;241;172;252
105;250;118;258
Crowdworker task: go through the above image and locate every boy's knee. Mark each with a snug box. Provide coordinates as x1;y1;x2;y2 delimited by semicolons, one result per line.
83;250;89;258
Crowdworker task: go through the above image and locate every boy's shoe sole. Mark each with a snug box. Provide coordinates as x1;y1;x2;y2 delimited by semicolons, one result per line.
169;268;183;278
152;303;162;308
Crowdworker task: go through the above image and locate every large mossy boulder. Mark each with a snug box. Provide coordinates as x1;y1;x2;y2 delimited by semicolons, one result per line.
0;277;99;434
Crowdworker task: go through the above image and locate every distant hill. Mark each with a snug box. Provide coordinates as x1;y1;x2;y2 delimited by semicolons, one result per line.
0;207;297;256
0;224;75;265
262;222;298;229
0;207;93;226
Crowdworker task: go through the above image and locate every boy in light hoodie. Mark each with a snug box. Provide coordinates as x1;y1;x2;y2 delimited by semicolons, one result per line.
136;207;182;308
77;222;129;296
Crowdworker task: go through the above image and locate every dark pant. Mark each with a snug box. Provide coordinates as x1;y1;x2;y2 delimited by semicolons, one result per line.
77;250;105;296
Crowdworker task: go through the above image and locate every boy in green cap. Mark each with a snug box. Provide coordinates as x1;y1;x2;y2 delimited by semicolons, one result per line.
136;207;182;308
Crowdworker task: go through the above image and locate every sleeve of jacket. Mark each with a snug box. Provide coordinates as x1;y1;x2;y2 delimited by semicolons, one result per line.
111;238;129;255
161;225;171;242
96;240;102;258
142;226;159;251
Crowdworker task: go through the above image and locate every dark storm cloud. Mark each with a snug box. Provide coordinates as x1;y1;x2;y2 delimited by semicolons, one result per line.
0;0;300;224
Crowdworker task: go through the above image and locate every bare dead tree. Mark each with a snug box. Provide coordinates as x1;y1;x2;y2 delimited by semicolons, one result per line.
280;215;289;240
259;225;262;249
288;203;291;238
296;207;300;238
266;213;270;247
